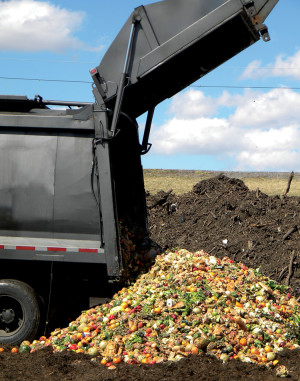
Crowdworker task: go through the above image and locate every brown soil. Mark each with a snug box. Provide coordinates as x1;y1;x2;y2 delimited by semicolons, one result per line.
0;345;299;381
147;175;300;299
1;175;300;380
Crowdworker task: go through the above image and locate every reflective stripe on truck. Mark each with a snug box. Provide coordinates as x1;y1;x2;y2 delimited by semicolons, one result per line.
0;245;102;253
0;237;105;263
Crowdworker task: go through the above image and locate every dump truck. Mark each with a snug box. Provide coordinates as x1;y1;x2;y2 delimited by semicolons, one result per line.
0;0;278;345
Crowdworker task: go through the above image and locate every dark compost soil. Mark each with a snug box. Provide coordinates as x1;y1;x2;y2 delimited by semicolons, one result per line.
147;175;300;298
0;345;299;381
1;175;300;381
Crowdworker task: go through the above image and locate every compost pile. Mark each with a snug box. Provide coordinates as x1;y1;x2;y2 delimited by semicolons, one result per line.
147;175;300;299
1;175;300;381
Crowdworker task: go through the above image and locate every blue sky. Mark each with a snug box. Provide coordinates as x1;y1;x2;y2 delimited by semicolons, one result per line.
1;0;299;172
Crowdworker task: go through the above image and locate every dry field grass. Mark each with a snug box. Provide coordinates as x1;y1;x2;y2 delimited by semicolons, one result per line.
143;169;300;196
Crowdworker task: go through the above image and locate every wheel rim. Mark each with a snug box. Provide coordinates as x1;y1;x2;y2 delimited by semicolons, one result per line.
0;296;25;337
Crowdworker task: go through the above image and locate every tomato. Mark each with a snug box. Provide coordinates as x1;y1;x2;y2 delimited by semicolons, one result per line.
239;338;247;346
250;347;259;355
127;359;137;364
88;323;97;330
11;348;18;353
113;357;122;364
100;358;107;365
0;348;4;353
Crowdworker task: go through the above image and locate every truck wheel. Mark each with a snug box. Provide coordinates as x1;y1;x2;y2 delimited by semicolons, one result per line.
0;279;40;345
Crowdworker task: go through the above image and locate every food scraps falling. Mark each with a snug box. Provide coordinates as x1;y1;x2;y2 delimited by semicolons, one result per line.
11;249;300;373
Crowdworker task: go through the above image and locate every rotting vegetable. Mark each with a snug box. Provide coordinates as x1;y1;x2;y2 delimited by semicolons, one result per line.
17;249;300;372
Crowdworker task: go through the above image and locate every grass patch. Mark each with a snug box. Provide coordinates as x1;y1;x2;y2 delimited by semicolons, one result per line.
243;177;300;197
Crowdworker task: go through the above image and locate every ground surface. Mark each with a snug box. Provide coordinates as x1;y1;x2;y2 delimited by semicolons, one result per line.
0;345;299;381
1;175;300;380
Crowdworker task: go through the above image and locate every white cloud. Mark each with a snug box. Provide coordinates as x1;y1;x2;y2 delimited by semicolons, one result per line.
236;150;300;171
168;89;219;118
151;88;300;171
152;116;238;155
236;125;300;170
0;0;100;52
240;50;300;80
168;89;239;118
229;89;300;128
239;60;264;80
243;126;300;151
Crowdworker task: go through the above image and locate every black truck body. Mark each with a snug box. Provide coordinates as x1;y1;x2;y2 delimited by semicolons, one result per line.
0;0;278;344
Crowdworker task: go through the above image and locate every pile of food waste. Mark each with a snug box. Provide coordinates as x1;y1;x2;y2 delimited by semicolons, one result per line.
16;249;300;374
119;221;160;282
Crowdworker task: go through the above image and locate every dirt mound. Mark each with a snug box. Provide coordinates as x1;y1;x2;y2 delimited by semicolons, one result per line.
1;175;300;381
147;175;300;299
192;174;249;195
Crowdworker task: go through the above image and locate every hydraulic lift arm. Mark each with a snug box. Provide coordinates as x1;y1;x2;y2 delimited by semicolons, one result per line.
90;0;279;122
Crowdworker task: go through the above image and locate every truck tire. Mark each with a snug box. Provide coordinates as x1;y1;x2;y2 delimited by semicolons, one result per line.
0;279;40;345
